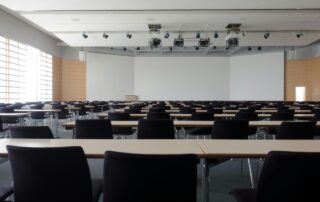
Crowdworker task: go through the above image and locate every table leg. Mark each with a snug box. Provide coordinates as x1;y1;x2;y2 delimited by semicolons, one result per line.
201;158;209;202
54;112;59;137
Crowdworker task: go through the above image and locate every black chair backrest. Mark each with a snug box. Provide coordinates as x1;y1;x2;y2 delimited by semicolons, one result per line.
108;112;133;135
212;120;249;139
30;112;46;119
191;112;214;120
124;108;141;114
75;119;113;139
147;112;170;120
9;126;54;139
257;151;320;202
179;107;196;113
270;112;294;121
108;112;131;120
137;119;175;139
104;151;197;202
235;112;259;121
7;146;92;202
149;108;165;113
0;107;19;124
276;121;316;139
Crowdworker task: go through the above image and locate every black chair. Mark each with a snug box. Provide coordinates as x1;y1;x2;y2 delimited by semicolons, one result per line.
137;119;175;139
7;146;102;202
0;118;8;138
149;108;165;113
103;151;197;202
0;186;13;201
268;112;295;136
0;107;19;125
147;112;170;120
124;108;141;114
212;119;249;139
235;112;259;136
276;121;316;139
75;119;113;139
108;112;134;138
187;112;214;137
230;151;320;202
179;107;196;113
9;126;54;139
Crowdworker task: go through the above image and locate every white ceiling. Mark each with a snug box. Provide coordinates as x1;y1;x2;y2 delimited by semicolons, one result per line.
1;0;320;55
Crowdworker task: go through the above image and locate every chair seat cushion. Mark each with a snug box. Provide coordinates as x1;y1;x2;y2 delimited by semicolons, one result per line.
0;186;14;201
229;188;257;202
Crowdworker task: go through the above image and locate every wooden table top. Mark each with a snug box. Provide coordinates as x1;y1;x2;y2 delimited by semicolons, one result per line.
15;109;61;112
0;113;30;117
0;139;204;158
1;139;320;159
62;120;320;128
98;113;315;119
197;139;320;158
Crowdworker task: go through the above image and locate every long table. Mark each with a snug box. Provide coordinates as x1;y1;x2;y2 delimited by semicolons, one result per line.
1;139;320;202
98;113;315;119
115;109;313;113
62;120;320;129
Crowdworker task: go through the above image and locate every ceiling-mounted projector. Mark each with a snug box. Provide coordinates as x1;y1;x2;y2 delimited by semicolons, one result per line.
149;38;162;49
225;23;244;49
174;34;184;47
198;38;210;47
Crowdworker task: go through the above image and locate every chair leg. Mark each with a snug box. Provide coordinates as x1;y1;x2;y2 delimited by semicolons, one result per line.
247;158;254;188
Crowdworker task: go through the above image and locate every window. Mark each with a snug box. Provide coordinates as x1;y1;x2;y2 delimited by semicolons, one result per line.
0;35;53;103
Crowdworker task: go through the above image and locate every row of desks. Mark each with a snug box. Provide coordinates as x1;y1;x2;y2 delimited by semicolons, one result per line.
116;109;313;113
98;113;315;119
62;120;320;129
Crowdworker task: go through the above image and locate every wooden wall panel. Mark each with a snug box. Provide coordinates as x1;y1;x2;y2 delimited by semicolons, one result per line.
52;56;62;101
61;60;86;101
285;56;320;101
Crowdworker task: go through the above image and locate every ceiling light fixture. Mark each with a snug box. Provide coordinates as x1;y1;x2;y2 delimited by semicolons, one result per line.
296;32;304;38
149;38;162;49
136;47;140;51
196;32;201;39
174;34;184;47
257;46;262;51
126;32;132;39
195;46;199;50
169;47;173;52
123;47;127;51
213;46;216;49
82;32;88;39
248;47;252;51
264;32;270;39
164;32;170;39
102;32;109;39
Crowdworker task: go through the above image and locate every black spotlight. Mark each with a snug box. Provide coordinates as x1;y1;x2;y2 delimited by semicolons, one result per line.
214;32;219;38
102;32;109;39
123;47;127;51
196;32;201;39
248;47;252;51
264;32;270;39
110;47;114;50
198;38;210;47
195;46;199;50
257;46;262;51
82;32;88;39
174;34;184;47
149;38;162;49
296;32;303;38
213;46;216;49
169;47;173;52
164;32;170;39
136;47;140;51
126;32;132;39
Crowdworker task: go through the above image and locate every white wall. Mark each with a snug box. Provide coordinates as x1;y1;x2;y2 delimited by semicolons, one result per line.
0;8;61;57
86;53;134;100
230;51;284;100
134;57;230;100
